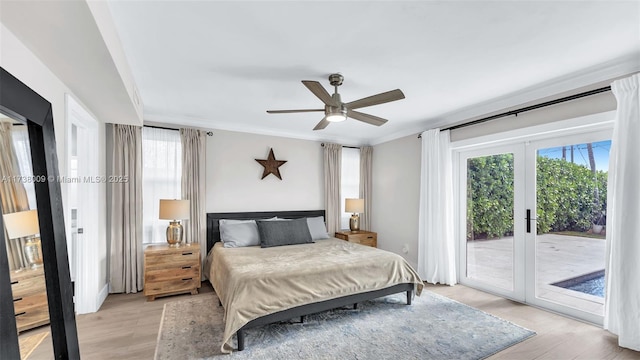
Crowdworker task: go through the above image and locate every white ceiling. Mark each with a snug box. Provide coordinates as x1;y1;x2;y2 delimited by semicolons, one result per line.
107;1;640;145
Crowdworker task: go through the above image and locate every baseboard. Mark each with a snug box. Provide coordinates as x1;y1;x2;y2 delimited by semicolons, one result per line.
96;283;109;311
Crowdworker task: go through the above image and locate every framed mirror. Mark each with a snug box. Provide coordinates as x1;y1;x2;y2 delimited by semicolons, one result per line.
0;67;79;358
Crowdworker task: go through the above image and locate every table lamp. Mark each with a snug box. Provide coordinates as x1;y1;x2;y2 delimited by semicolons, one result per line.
345;198;364;232
3;209;43;269
159;199;190;247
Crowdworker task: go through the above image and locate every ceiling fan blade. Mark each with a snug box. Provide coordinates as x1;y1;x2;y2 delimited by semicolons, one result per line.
302;81;336;106
347;109;388;126
345;89;405;110
313;118;330;131
266;109;324;114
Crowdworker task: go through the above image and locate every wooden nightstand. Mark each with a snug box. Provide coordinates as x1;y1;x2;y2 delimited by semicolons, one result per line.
335;230;377;248
11;267;49;332
144;243;201;301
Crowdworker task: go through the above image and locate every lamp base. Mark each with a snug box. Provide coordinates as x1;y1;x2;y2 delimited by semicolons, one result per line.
349;214;360;232
166;221;183;247
24;237;44;269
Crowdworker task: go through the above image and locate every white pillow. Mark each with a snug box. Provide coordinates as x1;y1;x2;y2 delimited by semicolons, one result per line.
306;216;330;240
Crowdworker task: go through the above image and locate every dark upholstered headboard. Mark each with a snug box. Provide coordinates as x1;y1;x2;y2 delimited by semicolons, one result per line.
206;210;326;252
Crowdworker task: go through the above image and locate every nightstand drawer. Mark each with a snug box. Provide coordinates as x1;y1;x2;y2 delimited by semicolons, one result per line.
144;278;200;296
12;275;46;298
15;306;50;332
144;250;199;270
350;237;376;247
145;265;200;282
347;233;376;243
13;292;48;314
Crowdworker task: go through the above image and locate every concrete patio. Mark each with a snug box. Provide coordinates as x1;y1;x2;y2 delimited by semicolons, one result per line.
467;233;605;315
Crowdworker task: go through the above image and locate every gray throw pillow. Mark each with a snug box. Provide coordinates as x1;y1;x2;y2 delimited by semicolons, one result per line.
257;218;313;248
306;216;330;240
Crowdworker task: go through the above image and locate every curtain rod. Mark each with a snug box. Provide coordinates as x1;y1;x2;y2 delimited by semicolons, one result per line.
320;143;360;149
418;85;612;138
144;124;213;136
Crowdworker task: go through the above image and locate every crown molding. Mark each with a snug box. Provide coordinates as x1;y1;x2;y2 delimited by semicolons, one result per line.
143;112;368;147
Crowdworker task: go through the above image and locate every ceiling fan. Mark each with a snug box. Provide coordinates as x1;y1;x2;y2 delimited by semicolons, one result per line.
266;73;405;131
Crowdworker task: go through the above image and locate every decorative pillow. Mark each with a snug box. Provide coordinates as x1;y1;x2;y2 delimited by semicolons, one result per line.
306;216;330;240
257;218;313;248
220;222;260;248
219;217;278;248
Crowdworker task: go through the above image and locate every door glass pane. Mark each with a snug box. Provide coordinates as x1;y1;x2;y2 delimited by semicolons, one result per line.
535;140;610;315
466;153;514;291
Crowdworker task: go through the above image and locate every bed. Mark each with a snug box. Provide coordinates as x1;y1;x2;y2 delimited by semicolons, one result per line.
205;210;424;353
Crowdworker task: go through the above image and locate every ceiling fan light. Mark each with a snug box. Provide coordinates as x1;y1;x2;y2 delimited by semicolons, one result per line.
326;113;347;122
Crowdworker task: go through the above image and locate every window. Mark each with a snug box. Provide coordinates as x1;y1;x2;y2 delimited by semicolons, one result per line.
142;127;182;244
340;147;360;229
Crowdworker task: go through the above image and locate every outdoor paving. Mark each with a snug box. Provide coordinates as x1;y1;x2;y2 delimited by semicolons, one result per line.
467;233;605;315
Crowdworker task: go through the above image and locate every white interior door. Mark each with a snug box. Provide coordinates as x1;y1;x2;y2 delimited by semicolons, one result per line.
66;95;100;314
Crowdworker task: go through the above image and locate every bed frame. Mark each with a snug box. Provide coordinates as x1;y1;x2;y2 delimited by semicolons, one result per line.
206;210;414;351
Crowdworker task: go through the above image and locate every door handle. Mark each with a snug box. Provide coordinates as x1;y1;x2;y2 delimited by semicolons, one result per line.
526;209;537;233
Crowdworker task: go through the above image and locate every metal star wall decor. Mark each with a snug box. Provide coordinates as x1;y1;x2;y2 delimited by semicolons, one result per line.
255;148;287;180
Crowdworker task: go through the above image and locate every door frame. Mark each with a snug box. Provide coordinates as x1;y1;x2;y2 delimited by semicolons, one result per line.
452;111;615;324
65;94;100;314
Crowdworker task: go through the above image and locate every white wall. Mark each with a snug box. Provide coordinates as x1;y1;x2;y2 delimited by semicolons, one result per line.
451;91;617;141
372;134;421;268
1;23;108;310
206;129;323;212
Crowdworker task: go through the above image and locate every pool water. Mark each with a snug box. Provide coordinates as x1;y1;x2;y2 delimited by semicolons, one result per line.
564;275;604;297
551;270;605;298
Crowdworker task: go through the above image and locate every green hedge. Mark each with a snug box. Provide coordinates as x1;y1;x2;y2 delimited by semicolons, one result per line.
467;154;607;239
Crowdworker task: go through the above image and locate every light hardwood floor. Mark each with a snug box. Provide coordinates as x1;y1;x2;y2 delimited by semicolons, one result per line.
22;282;640;359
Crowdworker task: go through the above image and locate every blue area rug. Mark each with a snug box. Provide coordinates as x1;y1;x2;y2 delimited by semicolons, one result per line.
155;290;535;359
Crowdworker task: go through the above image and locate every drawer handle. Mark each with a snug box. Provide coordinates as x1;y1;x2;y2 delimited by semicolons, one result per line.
13;297;23;303
182;252;193;256
367;236;374;239
182;278;193;281
181;266;192;269
15;312;26;317
11;280;18;285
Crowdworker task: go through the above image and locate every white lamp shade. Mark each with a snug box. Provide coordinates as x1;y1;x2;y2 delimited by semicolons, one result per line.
345;198;364;213
159;199;190;220
3;209;40;239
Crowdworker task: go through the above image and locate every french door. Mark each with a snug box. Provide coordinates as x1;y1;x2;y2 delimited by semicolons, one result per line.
458;125;612;324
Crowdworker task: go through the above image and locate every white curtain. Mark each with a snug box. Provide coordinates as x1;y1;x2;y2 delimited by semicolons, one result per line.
180;128;206;267
142;127;182;244
418;129;456;285
109;124;143;294
340;147;360;229
323;143;342;235
604;74;640;351
359;146;373;231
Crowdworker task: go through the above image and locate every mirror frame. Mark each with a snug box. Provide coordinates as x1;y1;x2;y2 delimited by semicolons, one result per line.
0;67;79;358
